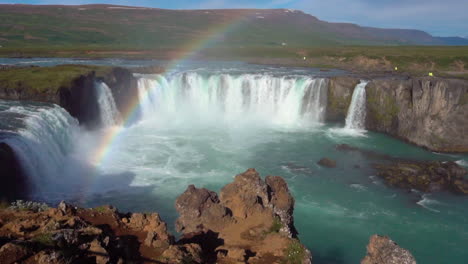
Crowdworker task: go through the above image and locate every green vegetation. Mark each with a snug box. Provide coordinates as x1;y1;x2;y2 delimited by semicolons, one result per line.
0;65;112;93
92;205;108;213
32;233;55;247
282;239;306;264
366;87;400;127
268;216;283;234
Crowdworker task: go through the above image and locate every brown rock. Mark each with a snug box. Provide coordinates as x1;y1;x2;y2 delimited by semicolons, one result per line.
161;244;203;264
127;212;173;244
175;185;232;234
318;158;337;168
220;168;270;219
361;235;416;264
89;239;109;264
0;243;31;264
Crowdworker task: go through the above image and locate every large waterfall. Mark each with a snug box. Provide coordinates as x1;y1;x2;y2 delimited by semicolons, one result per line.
95;81;120;127
0;103;79;196
137;73;328;127
345;81;368;130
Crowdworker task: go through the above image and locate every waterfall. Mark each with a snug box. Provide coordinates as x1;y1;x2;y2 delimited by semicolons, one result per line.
345;81;368;130
0;103;79;195
136;72;328;127
95;81;120;127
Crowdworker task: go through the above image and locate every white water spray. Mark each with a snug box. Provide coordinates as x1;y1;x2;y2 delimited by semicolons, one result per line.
95;81;120;127
136;72;328;127
0;104;79;196
345;81;368;130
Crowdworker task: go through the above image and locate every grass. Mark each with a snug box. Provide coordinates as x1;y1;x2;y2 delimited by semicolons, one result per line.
282;239;306;264
92;205;108;213
32;233;55;247
0;64;112;93
267;216;283;234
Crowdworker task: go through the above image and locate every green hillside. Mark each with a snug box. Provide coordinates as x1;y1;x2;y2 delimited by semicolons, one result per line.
1;4;465;51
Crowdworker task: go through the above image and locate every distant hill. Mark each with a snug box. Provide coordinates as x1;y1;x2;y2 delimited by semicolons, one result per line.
0;4;466;49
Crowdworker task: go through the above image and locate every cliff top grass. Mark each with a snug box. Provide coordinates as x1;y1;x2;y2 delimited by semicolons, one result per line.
0;64;112;93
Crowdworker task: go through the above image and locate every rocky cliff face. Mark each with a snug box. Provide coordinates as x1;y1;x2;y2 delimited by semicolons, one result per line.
175;168;311;263
325;76;359;122
0;67;138;128
326;76;468;153
366;77;468;152
0;142;28;201
361;235;416;264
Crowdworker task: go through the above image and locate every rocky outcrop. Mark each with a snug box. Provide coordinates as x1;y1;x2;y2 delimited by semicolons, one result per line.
0;66;138;128
374;160;468;194
361;235;416;264
325;76;359;122
99;67;140;123
175;168;310;263
365;77;468;152
326;76;468;152
0;170;312;264
0;142;28;201
317;157;337;168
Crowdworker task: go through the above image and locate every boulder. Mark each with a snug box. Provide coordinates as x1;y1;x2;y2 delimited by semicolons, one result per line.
362;235;416;264
374;160;468;194
318;158;337;168
0;242;32;264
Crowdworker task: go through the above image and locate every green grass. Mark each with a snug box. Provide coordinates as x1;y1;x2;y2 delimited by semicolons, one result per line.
268;216;283;234
92;205;108;213
282;239;306;264
0;64;112;93
32;233;55;247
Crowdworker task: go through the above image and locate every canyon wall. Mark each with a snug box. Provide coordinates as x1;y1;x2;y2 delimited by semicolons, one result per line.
327;76;468;153
0;67;138;128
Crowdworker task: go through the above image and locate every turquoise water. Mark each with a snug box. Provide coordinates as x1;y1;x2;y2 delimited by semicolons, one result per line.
78;122;468;264
1;60;467;263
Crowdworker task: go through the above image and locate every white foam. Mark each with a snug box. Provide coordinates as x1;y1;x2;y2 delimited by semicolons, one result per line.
417;195;441;213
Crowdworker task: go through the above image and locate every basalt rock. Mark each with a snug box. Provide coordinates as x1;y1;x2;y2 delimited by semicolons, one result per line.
373;160;468;194
365;77;468;153
0;142;28;201
361;235;416;264
317;157;337;168
327;76;468;153
0;66;139;128
326;76;360;122
175;168;310;263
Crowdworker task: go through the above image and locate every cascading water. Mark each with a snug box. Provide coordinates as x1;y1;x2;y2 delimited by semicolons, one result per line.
136;72;328;127
95;81;120;127
0;103;79;197
345;81;368;130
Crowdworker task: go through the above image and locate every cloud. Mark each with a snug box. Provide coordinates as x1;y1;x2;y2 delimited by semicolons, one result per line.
289;0;468;36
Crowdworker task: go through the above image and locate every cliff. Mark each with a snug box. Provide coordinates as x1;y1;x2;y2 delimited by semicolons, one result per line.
0;65;139;128
0;169;312;264
0;142;28;202
366;77;468;152
327;76;468;153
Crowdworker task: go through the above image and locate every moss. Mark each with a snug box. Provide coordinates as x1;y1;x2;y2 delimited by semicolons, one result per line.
0;64;112;93
32;233;55;247
92;205;107;213
459;92;468;105
265;216;283;234
366;86;399;127
282;239;306;264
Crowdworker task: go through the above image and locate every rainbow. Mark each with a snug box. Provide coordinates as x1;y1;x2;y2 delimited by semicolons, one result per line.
90;10;253;166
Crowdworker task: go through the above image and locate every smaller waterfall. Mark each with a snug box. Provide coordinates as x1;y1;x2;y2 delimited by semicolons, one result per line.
95;82;120;127
345;81;368;130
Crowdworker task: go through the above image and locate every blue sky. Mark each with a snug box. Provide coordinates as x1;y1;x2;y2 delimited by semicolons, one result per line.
1;0;467;36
